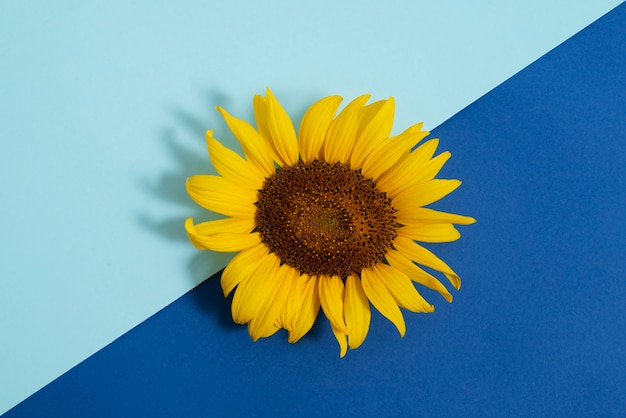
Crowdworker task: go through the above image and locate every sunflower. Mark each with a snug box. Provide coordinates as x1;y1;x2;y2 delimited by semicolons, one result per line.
185;88;475;357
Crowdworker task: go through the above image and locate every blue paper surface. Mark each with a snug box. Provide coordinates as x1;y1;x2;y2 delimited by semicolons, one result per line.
4;3;625;417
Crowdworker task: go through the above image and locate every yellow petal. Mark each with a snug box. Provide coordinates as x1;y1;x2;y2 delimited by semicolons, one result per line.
418;151;451;183
375;138;440;197
185;218;260;252
393;236;461;290
186;175;257;218
383;151;452;199
400;121;429;140
217;106;275;176
349;98;395;169
278;273;304;332
248;264;297;341
287;274;321;343
344;274;371;349
254;325;280;339
361;266;406;337
278;274;303;332
357;99;387;134
191;217;255;236
322;94;371;164
318;275;347;334
221;243;269;296
396;207;476;226
230;252;281;324
298;95;343;162
188;230;260;252
360;127;428;181
331;323;348;358
385;249;453;302
413;136;439;156
373;263;433;313
265;88;299;166
253;93;271;141
206;135;266;189
392;179;461;211
398;223;461;243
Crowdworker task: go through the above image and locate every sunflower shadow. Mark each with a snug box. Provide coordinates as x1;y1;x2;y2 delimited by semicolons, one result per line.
137;88;242;331
138;92;236;227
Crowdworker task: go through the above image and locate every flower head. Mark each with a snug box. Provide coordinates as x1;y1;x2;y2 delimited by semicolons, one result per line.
186;88;475;356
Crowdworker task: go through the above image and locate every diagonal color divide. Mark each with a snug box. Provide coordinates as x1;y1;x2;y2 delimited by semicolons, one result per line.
1;1;624;415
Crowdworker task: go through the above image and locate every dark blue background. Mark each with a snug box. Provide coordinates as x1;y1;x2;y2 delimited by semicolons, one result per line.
6;4;625;417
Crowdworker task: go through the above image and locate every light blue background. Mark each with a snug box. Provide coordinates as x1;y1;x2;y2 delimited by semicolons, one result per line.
0;1;622;413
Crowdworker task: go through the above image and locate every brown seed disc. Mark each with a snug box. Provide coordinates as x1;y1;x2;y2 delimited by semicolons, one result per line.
255;159;398;278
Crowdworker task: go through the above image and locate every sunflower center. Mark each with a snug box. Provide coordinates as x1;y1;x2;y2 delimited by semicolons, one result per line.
255;159;398;278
